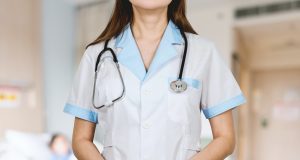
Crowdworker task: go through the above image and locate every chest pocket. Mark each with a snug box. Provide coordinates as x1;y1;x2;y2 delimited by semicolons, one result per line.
167;77;202;124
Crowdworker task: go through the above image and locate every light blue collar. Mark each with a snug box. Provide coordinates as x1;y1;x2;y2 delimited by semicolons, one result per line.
114;19;184;82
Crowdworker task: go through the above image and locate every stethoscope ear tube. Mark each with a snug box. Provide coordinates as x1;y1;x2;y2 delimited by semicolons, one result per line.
92;38;126;109
178;27;188;80
169;27;188;93
94;39;118;72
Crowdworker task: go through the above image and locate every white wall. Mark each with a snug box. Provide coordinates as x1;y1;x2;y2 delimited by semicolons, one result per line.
0;0;44;138
42;0;76;137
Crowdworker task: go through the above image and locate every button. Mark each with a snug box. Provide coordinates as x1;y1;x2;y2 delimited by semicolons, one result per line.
142;122;151;129
143;155;149;160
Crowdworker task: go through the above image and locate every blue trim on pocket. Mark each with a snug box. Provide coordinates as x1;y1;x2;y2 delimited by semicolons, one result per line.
63;103;98;124
202;93;247;119
168;77;201;89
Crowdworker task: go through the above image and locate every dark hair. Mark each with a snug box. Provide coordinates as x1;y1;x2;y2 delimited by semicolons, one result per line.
86;0;197;49
49;133;61;148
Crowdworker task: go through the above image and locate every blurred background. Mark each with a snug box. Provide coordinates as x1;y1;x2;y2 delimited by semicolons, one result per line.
0;0;300;160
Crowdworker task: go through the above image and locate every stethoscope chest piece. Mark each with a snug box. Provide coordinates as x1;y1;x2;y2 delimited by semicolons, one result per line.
170;80;187;93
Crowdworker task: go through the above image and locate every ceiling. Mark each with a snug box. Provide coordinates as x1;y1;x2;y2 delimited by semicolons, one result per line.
238;19;300;56
236;18;300;70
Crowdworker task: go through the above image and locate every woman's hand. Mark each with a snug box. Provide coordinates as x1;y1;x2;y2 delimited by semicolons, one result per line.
72;117;105;160
190;110;236;160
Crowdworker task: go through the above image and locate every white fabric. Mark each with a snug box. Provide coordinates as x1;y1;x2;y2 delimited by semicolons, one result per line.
0;130;51;160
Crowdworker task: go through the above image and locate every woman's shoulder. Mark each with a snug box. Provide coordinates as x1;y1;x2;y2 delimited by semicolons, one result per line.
186;32;217;53
186;32;214;46
82;41;107;61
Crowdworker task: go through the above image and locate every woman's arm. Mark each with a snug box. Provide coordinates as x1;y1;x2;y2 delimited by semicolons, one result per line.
72;117;105;160
191;110;236;160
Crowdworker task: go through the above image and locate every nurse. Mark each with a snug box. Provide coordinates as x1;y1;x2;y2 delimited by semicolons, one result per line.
63;0;247;160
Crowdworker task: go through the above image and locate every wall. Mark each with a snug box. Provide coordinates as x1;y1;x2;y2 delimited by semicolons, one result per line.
0;0;43;138
251;69;300;160
76;1;114;63
42;0;76;136
188;3;235;65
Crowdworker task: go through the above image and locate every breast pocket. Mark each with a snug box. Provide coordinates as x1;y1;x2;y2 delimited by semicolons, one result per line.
167;77;202;124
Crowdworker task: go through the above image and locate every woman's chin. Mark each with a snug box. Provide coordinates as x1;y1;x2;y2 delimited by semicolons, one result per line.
130;0;172;10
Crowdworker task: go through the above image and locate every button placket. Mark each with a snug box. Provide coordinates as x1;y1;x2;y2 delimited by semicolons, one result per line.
143;89;151;96
140;85;152;160
142;121;151;129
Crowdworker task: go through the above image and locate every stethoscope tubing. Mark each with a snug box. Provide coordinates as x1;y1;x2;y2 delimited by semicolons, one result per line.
92;26;188;109
178;27;188;80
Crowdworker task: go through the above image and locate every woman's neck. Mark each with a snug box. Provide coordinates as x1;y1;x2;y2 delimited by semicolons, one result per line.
131;6;168;41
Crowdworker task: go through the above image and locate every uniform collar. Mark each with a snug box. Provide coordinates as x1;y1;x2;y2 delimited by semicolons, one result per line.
113;19;184;82
115;19;184;48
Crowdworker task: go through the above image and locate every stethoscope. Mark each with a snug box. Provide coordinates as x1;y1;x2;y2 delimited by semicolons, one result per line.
92;26;188;109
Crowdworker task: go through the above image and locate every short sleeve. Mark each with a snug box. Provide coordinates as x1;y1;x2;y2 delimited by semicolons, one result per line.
201;42;247;119
63;46;98;123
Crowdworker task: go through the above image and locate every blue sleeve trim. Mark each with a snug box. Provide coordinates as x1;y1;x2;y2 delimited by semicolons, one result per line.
202;93;247;119
63;103;98;124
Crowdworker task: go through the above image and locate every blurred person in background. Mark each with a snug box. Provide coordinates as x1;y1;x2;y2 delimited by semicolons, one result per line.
49;133;73;160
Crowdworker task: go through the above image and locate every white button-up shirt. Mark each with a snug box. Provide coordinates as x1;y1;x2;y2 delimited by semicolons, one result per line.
63;19;246;160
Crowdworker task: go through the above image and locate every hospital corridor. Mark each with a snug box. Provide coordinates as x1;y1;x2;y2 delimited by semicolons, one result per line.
0;0;300;160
